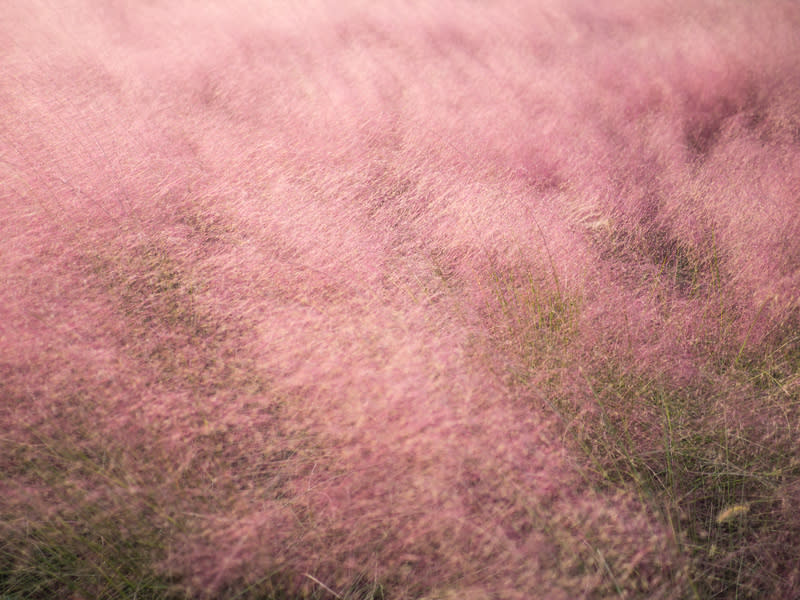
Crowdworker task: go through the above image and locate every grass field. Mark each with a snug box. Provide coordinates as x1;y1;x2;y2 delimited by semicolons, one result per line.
2;1;800;598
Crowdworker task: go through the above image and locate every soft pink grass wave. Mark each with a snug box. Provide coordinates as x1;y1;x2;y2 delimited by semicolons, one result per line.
2;0;799;597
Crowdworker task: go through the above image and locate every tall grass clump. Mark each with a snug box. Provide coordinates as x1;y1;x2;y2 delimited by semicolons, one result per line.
3;0;800;598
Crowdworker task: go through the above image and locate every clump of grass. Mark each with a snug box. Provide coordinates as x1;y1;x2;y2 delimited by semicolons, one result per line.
487;189;800;598
0;423;186;599
476;261;691;597
553;295;800;598
84;235;264;396
0;208;289;599
482;260;581;392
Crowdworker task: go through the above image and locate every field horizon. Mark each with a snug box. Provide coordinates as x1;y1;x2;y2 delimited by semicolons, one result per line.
2;1;800;598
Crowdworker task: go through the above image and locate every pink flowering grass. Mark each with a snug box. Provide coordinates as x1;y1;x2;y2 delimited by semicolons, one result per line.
2;1;800;598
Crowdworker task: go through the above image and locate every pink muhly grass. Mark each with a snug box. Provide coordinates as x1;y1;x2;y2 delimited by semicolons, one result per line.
3;0;800;598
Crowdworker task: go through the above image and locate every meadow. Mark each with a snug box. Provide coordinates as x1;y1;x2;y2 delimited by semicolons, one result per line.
2;1;799;598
